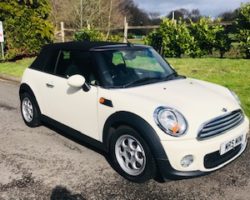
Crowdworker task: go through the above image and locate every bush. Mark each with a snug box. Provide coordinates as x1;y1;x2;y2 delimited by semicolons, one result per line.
74;29;105;42
146;17;232;58
189;18;219;56
236;3;250;59
74;29;121;42
214;28;232;58
0;0;53;60
107;34;121;42
145;19;191;57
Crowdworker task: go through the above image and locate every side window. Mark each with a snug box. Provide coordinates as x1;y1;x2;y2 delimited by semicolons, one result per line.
43;50;60;74
30;48;58;73
55;51;74;77
55;50;98;85
30;49;47;71
112;52;124;66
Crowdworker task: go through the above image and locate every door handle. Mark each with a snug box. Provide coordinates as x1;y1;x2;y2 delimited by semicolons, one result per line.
46;83;54;88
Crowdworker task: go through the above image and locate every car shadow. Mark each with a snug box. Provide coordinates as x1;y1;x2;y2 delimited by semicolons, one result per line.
42;122;114;169
50;186;86;200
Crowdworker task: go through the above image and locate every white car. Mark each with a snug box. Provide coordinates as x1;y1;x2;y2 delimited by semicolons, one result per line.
19;42;249;183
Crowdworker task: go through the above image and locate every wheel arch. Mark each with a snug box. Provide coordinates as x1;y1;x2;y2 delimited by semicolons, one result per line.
19;83;41;114
103;111;167;160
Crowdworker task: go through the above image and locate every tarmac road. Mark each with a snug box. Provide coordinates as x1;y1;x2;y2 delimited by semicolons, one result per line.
0;78;249;200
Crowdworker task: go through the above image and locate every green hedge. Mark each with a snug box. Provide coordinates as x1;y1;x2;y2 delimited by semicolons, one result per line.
0;0;53;60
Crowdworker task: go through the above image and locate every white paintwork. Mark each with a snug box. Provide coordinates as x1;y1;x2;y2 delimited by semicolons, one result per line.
21;67;249;173
67;75;85;88
22;69;99;140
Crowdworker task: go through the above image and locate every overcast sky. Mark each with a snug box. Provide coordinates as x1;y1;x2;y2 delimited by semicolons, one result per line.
133;0;249;17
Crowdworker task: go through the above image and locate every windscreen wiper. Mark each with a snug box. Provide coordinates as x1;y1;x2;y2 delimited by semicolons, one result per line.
123;77;164;88
123;72;181;88
161;72;178;80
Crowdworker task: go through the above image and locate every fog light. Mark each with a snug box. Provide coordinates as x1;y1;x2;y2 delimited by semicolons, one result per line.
180;155;194;168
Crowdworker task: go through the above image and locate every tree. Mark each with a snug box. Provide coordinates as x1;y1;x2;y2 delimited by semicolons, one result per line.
189;9;202;22
121;0;151;26
214;28;232;58
219;10;238;22
0;0;53;60
50;0;124;28
235;3;250;59
145;19;192;57
189;17;220;56
166;9;189;21
50;0;125;38
166;8;201;23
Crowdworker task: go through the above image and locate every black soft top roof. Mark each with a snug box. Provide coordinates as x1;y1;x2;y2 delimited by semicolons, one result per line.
42;41;149;51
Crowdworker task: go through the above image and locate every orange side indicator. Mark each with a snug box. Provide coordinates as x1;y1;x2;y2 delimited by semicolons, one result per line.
99;97;105;104
99;97;113;107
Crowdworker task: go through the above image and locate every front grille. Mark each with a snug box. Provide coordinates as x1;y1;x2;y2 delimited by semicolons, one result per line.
204;145;242;169
198;110;244;139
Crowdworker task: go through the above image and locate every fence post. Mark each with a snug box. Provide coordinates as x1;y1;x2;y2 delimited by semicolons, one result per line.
0;21;4;60
0;42;4;60
123;17;128;43
87;20;91;30
60;22;65;42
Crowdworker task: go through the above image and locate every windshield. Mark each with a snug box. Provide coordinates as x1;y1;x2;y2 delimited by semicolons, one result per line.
94;47;176;88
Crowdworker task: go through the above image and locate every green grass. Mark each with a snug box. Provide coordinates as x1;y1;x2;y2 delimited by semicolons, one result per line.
0;57;249;116
0;58;34;77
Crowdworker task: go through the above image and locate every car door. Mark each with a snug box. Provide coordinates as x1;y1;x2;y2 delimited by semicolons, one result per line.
44;50;99;140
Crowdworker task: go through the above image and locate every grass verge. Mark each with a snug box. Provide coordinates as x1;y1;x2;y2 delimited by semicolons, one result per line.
0;58;34;77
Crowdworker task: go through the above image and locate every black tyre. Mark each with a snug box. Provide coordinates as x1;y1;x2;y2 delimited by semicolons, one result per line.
20;92;41;127
109;125;156;183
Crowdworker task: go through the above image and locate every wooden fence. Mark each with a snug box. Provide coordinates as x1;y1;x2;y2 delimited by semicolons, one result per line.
55;17;233;43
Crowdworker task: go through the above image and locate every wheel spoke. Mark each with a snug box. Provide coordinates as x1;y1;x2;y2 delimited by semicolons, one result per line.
135;154;144;166
127;138;134;150
119;147;126;157
132;160;140;170
121;140;127;148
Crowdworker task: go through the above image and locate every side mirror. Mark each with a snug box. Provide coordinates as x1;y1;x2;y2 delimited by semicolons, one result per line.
67;75;85;88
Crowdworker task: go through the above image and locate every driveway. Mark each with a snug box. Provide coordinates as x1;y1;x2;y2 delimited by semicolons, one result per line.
0;78;249;200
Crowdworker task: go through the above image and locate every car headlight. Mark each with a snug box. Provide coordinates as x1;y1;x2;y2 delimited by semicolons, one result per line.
230;90;241;105
154;107;188;137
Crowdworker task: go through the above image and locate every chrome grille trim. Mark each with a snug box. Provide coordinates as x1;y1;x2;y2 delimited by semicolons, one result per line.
198;110;244;139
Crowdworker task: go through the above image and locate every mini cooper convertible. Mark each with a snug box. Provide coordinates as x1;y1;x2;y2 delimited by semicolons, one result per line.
20;41;249;183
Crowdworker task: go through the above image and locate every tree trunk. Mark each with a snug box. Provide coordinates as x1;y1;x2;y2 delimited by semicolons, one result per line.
106;0;113;40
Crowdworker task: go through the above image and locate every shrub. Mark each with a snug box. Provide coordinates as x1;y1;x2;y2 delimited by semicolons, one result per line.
189;18;217;56
214;28;232;58
145;19;192;57
74;29;105;42
74;29;121;42
146;17;231;58
236;3;250;59
0;0;53;60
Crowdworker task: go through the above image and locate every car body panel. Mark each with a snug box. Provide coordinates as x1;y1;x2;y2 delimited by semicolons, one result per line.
21;68;99;140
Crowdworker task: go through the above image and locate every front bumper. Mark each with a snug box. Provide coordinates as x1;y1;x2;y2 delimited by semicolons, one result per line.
157;116;249;180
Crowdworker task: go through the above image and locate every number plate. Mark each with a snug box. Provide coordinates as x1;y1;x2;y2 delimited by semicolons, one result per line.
220;135;244;155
